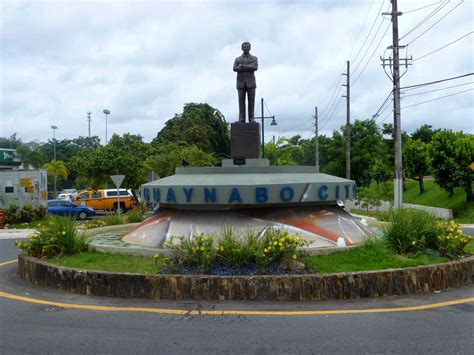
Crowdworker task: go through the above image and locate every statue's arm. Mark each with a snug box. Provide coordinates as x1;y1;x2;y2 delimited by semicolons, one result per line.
246;57;258;72
233;59;241;72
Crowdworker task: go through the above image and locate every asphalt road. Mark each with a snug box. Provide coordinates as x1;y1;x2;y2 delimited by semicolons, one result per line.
0;237;473;354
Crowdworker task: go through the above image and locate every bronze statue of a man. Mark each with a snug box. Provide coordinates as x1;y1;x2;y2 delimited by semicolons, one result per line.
233;42;258;123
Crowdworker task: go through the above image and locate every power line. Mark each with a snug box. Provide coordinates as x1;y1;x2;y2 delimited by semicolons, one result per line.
401;88;473;109
351;22;391;87
412;31;473;61
399;0;449;40
319;70;344;116
401;81;473;97
406;1;465;46
352;2;389;77
320;96;344;130
369;90;393;122
400;72;474;90
347;0;376;60
350;0;386;66
403;1;444;14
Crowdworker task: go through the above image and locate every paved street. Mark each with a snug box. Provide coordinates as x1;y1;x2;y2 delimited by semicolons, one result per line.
0;233;473;354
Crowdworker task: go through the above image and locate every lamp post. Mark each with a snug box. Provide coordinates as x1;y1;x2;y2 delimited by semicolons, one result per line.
51;125;58;198
51;125;58;160
258;98;277;158
103;109;110;145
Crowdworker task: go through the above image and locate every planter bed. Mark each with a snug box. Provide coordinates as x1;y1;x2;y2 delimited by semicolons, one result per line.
18;254;474;301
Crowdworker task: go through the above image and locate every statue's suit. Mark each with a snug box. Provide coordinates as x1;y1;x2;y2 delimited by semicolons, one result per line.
233;53;258;122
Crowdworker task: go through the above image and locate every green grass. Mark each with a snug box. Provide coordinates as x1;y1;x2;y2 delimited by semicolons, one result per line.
302;239;448;273
48;238;453;275
50;252;157;274
365;180;474;223
6;216;49;229
465;240;474;255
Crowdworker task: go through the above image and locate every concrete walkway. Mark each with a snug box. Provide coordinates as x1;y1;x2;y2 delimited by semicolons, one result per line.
0;229;36;240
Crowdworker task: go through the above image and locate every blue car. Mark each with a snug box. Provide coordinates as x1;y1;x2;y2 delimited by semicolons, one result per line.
47;200;96;220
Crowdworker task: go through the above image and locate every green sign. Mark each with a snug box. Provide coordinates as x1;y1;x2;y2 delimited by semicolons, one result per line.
0;149;21;165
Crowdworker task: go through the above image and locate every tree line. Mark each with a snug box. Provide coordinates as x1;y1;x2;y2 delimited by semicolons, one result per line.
1;103;472;202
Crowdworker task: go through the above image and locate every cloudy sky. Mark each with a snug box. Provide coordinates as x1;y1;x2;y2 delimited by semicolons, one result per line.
1;0;473;145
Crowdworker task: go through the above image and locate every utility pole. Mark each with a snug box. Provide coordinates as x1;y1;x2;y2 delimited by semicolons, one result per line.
342;60;350;179
87;112;92;138
381;0;404;208
314;106;320;173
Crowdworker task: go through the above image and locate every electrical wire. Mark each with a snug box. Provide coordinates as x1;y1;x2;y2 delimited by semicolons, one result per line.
351;22;392;87
369;90;393;122
399;0;449;40
400;73;474;90
401;81;473;97
352;2;390;77
319;96;344;130
350;0;386;66
319;70;344;116
403;1;444;14
406;1;465;46
401;88;473;109
347;0;376;60
412;31;473;61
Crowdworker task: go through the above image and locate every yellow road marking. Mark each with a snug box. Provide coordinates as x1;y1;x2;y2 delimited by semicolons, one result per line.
0;291;472;316
0;260;17;267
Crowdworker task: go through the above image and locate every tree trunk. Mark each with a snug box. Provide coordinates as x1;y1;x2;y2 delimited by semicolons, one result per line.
418;176;425;194
465;182;473;203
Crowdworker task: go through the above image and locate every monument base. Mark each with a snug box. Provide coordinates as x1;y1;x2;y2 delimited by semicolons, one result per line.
231;122;260;159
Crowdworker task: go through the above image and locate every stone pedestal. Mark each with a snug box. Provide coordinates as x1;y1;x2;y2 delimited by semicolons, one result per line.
230;122;260;159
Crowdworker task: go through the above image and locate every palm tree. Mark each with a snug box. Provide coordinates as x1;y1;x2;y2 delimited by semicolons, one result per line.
43;160;68;198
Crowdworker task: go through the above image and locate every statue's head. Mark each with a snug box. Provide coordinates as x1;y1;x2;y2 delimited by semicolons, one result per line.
241;42;251;54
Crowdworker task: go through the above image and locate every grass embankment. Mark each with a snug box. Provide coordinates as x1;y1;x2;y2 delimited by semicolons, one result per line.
49;239;456;275
361;180;474;223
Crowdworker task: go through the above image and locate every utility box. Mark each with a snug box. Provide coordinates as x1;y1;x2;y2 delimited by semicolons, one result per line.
0;169;48;208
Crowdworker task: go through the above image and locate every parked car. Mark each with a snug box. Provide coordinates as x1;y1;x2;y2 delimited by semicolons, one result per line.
74;189;136;212
47;199;95;220
57;188;79;200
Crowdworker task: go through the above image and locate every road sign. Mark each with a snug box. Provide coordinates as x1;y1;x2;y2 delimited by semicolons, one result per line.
110;175;125;215
110;175;125;188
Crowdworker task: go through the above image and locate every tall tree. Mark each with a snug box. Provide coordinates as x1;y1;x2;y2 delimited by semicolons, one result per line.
70;133;150;190
430;130;474;202
403;138;431;194
153;103;230;159
0;133;22;149
43;160;68;197
147;142;217;178
411;124;439;144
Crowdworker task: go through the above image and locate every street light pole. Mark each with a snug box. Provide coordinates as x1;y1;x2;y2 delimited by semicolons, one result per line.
51;125;58;198
258;98;277;158
103;109;110;145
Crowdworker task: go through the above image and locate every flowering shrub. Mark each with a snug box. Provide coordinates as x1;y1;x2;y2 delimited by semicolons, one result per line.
4;204;46;225
436;220;472;258
383;209;471;259
155;228;309;274
259;229;308;267
15;215;88;258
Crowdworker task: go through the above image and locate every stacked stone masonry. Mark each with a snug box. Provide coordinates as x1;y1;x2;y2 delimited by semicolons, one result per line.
18;254;473;301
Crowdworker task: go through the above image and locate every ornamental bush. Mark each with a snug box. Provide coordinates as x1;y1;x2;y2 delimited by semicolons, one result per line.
155;228;309;274
382;208;471;258
15;215;88;258
436;220;471;258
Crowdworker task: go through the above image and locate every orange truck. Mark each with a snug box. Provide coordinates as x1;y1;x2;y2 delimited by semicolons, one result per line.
74;189;136;211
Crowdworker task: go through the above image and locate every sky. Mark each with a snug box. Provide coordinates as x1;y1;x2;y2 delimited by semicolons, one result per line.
1;0;473;145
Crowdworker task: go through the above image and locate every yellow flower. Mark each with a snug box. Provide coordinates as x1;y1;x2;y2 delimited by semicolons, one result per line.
263;248;268;253
62;231;66;235
200;246;205;251
292;254;297;260
412;241;416;245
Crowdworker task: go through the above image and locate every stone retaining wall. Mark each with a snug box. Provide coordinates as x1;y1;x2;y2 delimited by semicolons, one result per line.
18;254;474;301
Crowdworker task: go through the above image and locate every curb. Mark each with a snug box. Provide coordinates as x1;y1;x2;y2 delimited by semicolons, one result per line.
18;254;474;302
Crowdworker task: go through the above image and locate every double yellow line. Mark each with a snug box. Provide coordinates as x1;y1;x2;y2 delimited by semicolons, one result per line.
0;258;472;316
